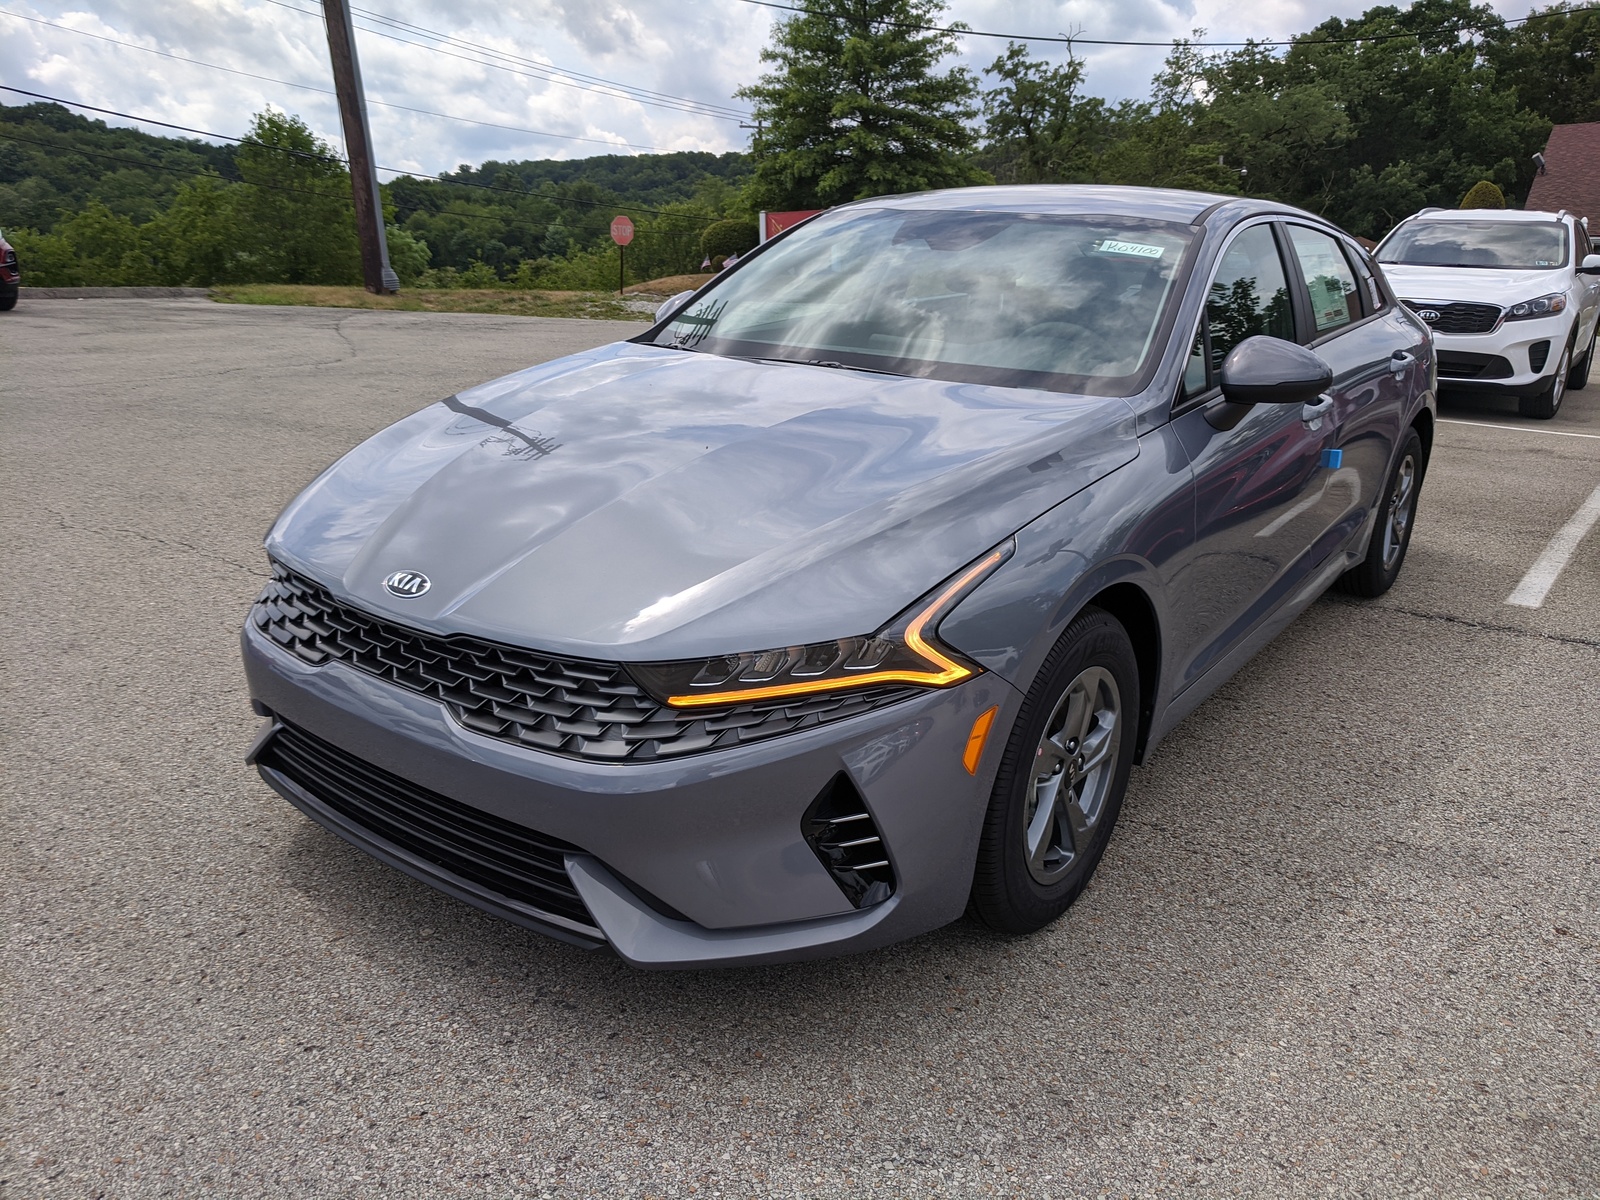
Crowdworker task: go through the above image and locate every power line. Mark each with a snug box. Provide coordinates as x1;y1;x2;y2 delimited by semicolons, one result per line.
347;3;751;120
0;93;722;224
0;7;680;154
258;0;749;122
0;84;342;165
735;0;1600;49
0;127;571;231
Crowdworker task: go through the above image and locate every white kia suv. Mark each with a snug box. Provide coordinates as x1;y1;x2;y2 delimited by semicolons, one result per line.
1376;208;1600;418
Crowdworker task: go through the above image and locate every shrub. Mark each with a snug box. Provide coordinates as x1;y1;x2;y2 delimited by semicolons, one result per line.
701;218;758;260
459;259;500;288
385;225;431;285
1460;180;1506;209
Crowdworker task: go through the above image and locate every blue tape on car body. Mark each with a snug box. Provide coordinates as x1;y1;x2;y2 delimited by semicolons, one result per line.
1321;448;1343;469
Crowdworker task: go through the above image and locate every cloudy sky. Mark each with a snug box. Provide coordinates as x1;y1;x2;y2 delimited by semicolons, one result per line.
0;0;1537;176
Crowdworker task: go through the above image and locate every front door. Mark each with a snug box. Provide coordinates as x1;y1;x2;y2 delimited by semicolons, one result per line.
1169;220;1345;693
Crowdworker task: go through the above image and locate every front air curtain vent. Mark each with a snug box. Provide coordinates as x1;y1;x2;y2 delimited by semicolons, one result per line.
802;773;895;908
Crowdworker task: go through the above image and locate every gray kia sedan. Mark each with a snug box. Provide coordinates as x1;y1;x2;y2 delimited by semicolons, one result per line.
242;186;1434;967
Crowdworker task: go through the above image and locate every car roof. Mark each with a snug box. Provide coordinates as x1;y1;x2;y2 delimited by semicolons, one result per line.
1402;208;1568;224
835;185;1317;228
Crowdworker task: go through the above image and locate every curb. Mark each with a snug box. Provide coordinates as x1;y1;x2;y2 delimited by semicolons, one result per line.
19;286;210;299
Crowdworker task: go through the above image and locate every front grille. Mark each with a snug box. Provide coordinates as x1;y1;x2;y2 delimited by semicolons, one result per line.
257;720;597;930
253;563;916;762
1437;351;1514;379
1408;301;1501;334
802;773;895;908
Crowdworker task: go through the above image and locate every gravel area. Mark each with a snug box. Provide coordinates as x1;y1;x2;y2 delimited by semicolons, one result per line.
4;298;1598;1197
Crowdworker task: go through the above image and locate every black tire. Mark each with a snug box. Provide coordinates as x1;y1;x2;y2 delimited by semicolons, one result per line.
1519;337;1572;419
970;607;1139;934
1568;327;1596;391
1336;428;1424;599
0;288;16;312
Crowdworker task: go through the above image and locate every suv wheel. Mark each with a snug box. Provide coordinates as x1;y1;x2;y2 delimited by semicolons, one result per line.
1520;337;1571;419
1568;326;1596;391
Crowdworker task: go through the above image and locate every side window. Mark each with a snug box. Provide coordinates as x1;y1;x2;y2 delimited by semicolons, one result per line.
1288;225;1362;336
1348;244;1385;314
1206;224;1295;367
1577;222;1593;262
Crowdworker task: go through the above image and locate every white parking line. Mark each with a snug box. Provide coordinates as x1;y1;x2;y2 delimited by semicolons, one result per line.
1440;418;1600;440
1505;482;1600;608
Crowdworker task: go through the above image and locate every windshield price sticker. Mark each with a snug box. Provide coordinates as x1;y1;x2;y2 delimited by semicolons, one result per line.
1094;239;1165;259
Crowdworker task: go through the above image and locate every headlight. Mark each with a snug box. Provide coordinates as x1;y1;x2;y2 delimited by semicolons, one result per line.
1504;292;1567;320
629;542;1014;708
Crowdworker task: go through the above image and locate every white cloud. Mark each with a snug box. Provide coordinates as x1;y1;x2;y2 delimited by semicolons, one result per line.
0;0;1541;176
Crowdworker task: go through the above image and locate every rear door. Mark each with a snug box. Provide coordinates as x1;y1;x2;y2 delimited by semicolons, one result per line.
1280;222;1413;549
1168;219;1348;693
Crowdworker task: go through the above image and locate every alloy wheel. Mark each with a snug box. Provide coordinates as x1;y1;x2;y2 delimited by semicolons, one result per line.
1023;666;1122;885
1381;452;1418;571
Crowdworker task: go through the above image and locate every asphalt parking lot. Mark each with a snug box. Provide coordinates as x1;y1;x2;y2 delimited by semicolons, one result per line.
4;297;1597;1198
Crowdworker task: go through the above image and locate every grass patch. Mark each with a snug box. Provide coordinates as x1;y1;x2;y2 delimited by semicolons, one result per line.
624;273;715;296
208;284;649;321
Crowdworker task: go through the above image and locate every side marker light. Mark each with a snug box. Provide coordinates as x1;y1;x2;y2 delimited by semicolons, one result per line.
963;706;999;775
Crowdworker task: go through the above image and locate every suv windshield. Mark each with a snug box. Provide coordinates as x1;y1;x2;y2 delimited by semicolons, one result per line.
1377;220;1569;270
647;207;1195;395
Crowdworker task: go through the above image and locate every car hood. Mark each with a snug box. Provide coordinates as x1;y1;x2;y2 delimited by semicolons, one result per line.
268;342;1138;661
1378;263;1568;305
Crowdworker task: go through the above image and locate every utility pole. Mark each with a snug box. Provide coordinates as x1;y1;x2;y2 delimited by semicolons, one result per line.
322;0;398;293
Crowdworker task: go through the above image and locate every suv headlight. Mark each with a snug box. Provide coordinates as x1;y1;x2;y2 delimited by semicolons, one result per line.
629;542;1014;708
1505;292;1567;320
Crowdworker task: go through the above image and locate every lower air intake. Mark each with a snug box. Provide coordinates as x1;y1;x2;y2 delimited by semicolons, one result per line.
802;773;895;908
257;720;599;936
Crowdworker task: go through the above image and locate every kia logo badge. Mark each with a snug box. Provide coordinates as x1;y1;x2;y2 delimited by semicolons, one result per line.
383;570;431;598
1417;308;1441;322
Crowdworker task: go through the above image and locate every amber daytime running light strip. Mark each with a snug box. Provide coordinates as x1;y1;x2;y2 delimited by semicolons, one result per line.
664;548;1011;709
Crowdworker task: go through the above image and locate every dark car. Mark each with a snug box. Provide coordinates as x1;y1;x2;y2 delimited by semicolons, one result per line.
242;186;1434;967
0;230;17;311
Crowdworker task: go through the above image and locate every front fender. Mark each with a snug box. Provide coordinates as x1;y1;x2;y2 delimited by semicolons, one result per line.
940;425;1194;759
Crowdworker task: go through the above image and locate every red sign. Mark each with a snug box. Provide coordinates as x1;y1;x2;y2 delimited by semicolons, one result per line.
610;216;635;246
761;209;824;242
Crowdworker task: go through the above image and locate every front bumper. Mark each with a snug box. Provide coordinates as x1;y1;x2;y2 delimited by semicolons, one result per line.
242;619;1021;967
1429;315;1571;397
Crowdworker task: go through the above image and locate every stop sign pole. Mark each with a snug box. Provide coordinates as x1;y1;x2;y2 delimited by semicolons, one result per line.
611;215;634;296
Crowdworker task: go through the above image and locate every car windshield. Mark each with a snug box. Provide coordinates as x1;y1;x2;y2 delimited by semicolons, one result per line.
1377;220;1569;270
646;207;1196;395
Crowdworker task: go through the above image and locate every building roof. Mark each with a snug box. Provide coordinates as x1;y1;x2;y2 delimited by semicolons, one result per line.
1524;122;1600;221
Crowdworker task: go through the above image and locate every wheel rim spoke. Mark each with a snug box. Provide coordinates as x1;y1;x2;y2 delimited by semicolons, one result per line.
1060;784;1092;854
1022;665;1122;886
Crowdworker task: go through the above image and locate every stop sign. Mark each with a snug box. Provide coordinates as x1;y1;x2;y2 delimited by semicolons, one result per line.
610;216;635;246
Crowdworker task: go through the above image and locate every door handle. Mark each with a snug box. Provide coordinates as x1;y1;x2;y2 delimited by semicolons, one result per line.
1389;350;1415;375
1301;394;1334;428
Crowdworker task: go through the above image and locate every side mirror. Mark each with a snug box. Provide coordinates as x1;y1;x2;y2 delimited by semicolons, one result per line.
1219;336;1333;406
1579;254;1600;275
656;289;694;323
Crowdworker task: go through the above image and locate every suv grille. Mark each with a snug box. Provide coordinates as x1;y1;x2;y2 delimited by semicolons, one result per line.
257;720;598;932
1408;301;1501;334
253;563;916;762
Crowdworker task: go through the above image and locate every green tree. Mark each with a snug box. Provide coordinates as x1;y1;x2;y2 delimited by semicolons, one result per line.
980;43;1114;183
737;0;988;209
231;110;361;284
145;177;242;285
